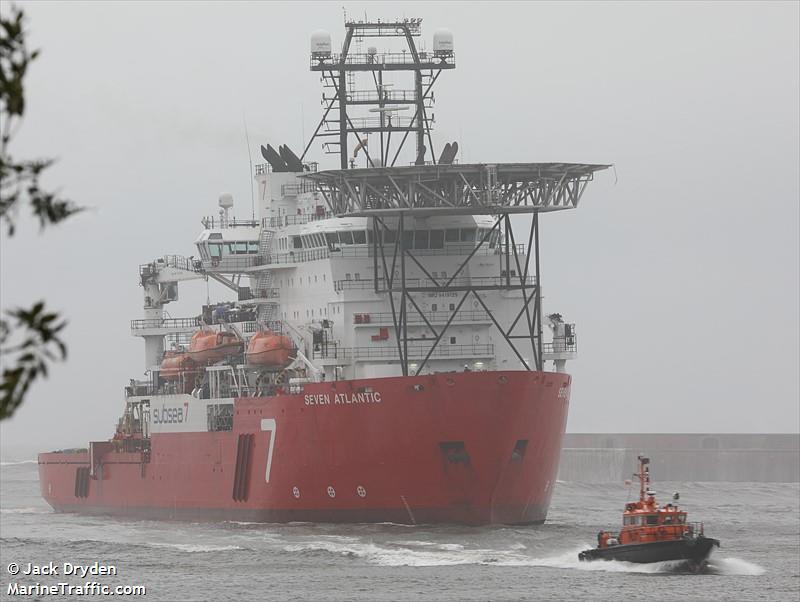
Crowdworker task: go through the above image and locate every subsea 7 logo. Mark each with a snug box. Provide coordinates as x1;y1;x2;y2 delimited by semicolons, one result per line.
260;419;277;483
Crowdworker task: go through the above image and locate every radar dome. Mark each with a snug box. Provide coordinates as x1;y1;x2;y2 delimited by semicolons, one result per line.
218;193;234;210
311;30;332;58
432;28;454;57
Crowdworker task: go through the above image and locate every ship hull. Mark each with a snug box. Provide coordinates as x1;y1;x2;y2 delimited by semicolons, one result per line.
38;370;569;525
578;536;720;565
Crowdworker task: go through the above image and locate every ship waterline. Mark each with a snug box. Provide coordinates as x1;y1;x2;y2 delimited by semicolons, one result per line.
39;371;568;525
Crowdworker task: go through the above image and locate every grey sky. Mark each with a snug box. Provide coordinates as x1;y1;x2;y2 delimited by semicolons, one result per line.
1;1;798;458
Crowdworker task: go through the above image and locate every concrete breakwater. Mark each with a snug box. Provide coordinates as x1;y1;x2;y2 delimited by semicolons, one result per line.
559;433;799;482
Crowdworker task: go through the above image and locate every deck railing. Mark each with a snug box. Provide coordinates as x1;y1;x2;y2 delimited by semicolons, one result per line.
312;343;494;361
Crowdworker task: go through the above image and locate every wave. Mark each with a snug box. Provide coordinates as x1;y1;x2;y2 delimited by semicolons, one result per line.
282;540;767;575
0;507;50;515
707;557;766;576
146;542;244;553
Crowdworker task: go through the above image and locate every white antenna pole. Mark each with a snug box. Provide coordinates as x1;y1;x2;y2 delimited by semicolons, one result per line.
243;113;255;220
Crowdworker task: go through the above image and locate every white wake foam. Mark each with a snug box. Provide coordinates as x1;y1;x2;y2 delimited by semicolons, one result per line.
0;460;36;466
147;542;243;553
0;507;50;515
283;540;767;575
707;557;766;576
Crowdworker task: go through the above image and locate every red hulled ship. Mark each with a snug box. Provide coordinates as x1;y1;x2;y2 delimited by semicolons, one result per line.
38;17;607;524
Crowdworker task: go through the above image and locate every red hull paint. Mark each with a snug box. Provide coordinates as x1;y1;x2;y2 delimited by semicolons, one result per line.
38;371;569;525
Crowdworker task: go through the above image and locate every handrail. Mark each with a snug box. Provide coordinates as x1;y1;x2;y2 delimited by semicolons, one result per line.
130;317;200;330
542;338;578;354
263;213;333;228
353;310;490;325
335;275;536;292
314;52;455;67
312;343;493;361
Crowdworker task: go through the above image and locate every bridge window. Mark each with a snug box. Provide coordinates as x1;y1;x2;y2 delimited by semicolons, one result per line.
353;230;366;244
430;230;444;249
445;228;460;242
460;228;476;242
384;229;397;244
414;231;429;250
339;231;354;245
293;237;302;249
402;230;414;249
248;241;259;253
209;244;221;258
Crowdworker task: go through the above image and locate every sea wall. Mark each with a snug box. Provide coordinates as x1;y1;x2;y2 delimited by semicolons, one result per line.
559;434;800;482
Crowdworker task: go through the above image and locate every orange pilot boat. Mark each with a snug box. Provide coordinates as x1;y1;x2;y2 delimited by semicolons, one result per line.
579;455;720;572
246;331;294;367
187;329;243;364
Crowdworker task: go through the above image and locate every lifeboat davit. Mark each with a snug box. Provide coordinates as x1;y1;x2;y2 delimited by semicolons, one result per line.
187;330;243;364
246;331;294;367
159;351;199;381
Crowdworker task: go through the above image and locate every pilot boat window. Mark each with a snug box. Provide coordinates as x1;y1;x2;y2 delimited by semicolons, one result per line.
646;515;658;525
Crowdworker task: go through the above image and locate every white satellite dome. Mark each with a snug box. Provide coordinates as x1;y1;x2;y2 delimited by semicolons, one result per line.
218;193;234;210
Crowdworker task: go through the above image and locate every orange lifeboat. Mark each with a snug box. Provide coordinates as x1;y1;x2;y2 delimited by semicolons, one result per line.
187;330;243;364
159;351;198;380
246;331;295;367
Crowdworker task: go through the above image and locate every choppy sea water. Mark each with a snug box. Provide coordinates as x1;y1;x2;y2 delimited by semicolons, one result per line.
1;460;797;601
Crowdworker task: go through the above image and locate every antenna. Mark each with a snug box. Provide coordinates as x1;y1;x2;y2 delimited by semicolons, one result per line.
243;114;255;220
305;18;455;168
